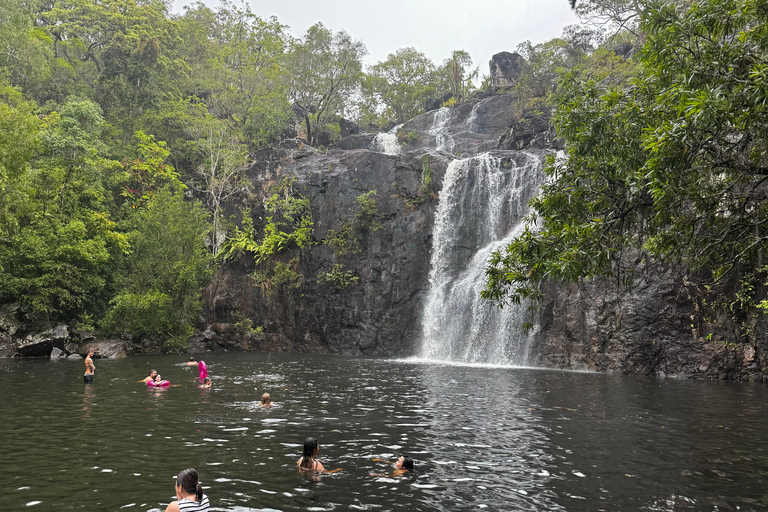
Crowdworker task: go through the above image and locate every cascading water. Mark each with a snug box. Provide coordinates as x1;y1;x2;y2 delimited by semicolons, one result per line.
370;124;403;155
430;107;455;153
420;152;545;365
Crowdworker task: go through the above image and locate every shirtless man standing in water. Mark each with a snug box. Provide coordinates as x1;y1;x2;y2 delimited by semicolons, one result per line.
84;348;95;383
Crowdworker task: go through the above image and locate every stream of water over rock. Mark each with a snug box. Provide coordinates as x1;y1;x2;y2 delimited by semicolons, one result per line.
420;151;545;365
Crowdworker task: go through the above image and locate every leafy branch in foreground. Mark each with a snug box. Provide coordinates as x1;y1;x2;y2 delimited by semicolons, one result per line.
484;0;768;334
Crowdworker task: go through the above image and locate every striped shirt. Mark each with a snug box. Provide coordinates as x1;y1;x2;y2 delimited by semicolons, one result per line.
178;495;209;512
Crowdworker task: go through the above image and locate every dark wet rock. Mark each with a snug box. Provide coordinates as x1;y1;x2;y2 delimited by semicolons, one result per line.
334;133;376;151
425;93;455;112
50;347;68;359
489;51;525;89
81;340;130;359
497;105;562;151
0;302;22;336
0;331;14;357
15;325;69;357
339;118;360;137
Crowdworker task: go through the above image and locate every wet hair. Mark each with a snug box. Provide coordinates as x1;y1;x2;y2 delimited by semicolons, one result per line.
402;456;414;471
148;369;157;377
301;437;318;469
260;392;271;404
154;374;162;381
176;468;203;502
203;377;211;384
189;357;195;361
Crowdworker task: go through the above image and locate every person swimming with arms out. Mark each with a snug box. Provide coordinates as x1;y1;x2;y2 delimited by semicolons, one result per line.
259;392;272;407
139;369;158;383
83;348;95;383
165;468;209;512
371;455;414;477
297;437;342;474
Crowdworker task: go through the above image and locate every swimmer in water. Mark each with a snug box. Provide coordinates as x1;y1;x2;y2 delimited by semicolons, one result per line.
185;357;198;366
371;455;414;477
199;377;211;388
139;369;158;383
84;348;95;383
259;392;272;407
297;437;341;474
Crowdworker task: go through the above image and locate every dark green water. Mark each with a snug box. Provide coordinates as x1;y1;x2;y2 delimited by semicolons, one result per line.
2;352;768;511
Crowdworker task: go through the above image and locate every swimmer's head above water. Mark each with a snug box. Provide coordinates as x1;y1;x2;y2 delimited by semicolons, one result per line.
176;468;203;503
395;456;414;471
260;392;271;405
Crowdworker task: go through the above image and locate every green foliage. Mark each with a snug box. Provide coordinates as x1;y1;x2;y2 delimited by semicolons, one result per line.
484;0;768;336
114;131;185;212
396;130;419;145
324;220;356;255
0;97;128;326
103;189;212;347
359;47;440;126
220;178;314;263
440;50;476;97
286;22;367;146
354;190;382;232
234;317;263;335
322;190;382;254
317;263;359;290
403;156;436;208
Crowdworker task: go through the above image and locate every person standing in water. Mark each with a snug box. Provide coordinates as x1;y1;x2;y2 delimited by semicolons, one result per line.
165;468;209;512
259;392;272;407
83;348;95;383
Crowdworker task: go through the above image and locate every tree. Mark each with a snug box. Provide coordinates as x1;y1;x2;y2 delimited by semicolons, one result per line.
0;97;128;326
103;188;212;350
440;50;476;97
360;47;439;126
186;116;248;256
0;0;53;94
41;0;189;133
179;1;293;150
483;0;768;335
286;22;366;146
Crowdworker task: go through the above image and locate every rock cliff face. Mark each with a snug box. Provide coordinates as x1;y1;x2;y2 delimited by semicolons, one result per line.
201;94;527;355
200;86;767;380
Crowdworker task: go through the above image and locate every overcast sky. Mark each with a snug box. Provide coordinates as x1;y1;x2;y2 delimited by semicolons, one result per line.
171;0;581;73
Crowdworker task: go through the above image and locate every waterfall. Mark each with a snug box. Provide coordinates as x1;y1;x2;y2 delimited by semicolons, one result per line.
420;152;544;365
370;124;403;155
430;108;455;153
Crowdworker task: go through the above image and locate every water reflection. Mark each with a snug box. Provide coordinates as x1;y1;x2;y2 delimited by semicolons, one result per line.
82;382;95;419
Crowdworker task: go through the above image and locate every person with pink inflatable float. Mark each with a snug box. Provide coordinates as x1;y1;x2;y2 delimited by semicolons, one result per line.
147;374;171;388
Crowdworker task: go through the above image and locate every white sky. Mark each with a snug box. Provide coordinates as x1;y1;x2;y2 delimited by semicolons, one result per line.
171;0;581;72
